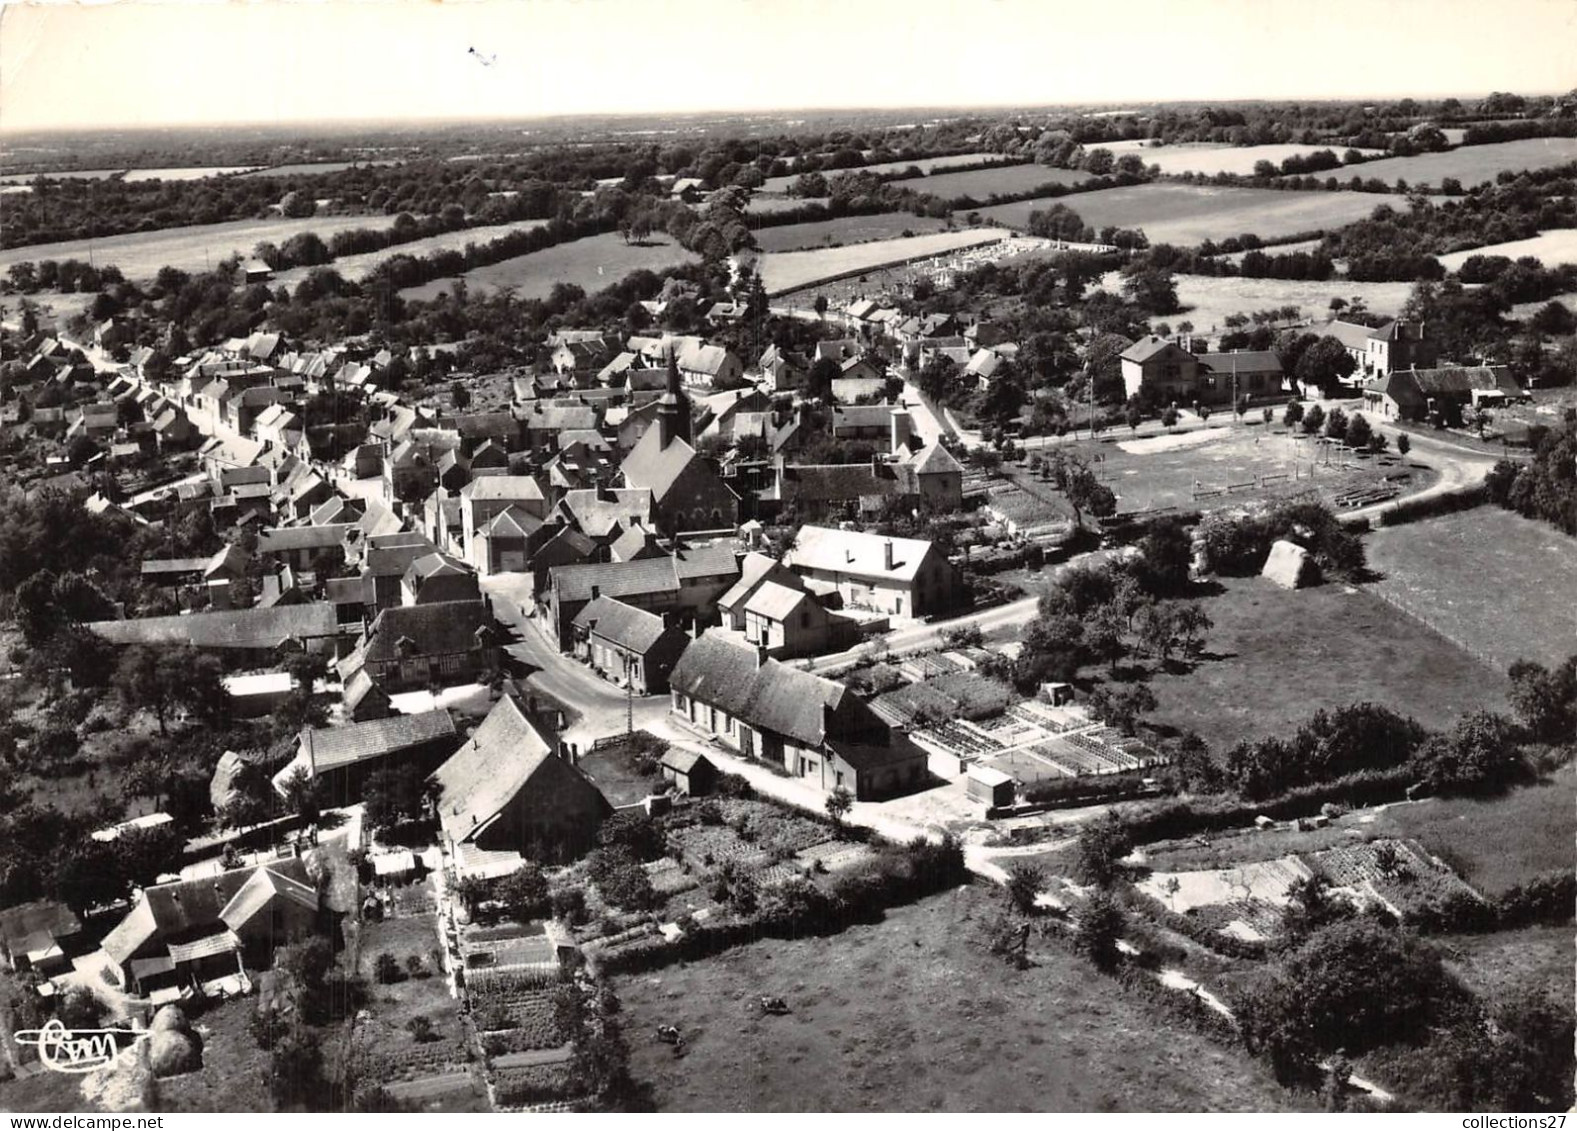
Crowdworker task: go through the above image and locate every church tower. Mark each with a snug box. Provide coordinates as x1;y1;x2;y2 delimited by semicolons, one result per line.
655;345;691;449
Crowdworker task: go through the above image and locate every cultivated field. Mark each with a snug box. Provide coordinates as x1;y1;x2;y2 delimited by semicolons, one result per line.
617;883;1304;1112
1338;137;1577;188
120;166;260;182
756;228;1011;294
746;195;830;213
899;163;1092;200
1365;507;1577;671
759;152;1011;193
0;213;404;281
240;161;402;177
1157;273;1418;334
398;231;698;302
977;183;1394;247
751;212;954;253
1108;142;1384;177
1436;229;1577;271
268;219;550;288
1143;575;1507;755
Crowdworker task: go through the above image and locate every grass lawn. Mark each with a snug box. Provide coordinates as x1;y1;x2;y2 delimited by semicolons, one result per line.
617;882;1304;1112
1335;138;1577;190
398;231;697;302
757;228;1012;294
1105;143;1383;178
751;213;954;253
1144;576;1507;755
1042;427;1433;518
575;744;665;808
0;213;404;282
1365;508;1577;672
977;183;1395;247
157;996;281;1113
1437;229;1577;272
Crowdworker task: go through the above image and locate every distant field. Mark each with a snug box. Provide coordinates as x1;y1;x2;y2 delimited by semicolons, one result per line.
760;152;1010;193
1212;238;1324;264
0;165;259;183
1438;925;1573;1006
240;160;402;177
1111;143;1384;177
1436;229;1577;271
1144;574;1506;755
896;163;1091;200
0;213;403;281
1154;272;1418;332
1343;138;1577;188
977;183;1392;246
1365;507;1577;671
398;230;697;302
746;195;829;213
269;219;550;287
618;884;1304;1112
751;212;953;253
757;227;1011;294
0;168;125;183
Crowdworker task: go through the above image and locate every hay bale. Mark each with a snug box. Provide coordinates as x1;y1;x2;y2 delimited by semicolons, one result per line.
148;1028;203;1078
149;1004;191;1034
1261;539;1318;589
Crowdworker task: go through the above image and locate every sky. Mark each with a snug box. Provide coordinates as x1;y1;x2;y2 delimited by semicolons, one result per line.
1;0;1574;133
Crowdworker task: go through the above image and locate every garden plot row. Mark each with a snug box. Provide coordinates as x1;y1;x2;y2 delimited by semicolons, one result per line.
1311;839;1483;917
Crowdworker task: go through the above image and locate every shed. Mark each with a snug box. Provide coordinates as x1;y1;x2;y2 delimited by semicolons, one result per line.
371;851;418;882
966;764;1016;808
659;748;718;797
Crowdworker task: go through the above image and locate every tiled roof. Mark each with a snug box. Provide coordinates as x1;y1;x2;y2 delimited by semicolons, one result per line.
744;580;809;621
1198;351;1283;374
257;524;353;553
550;544;737;604
670;632;861;747
460;476;543;503
1118;335;1174;364
783;525;936;584
362;600;495;662
88;604;340;649
302;709;457;774
572;595;672;653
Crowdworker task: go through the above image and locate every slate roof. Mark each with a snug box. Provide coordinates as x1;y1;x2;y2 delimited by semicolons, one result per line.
478;505;542;539
903;442;964;475
1367;365;1522;405
257;524;353;553
744;580;810;621
88;604;339;649
219;867;317;932
669;632;856;747
718;552;798;612
362;600;495;662
572;595;672;653
776;461;898;503
831;405;895;432
550;545;738;604
460;476;544;503
1198;350;1283;374
0;901;81;957
102;859;313;965
619;427;703;503
302;709;457;774
557;487;654;539
1118;336;1177;364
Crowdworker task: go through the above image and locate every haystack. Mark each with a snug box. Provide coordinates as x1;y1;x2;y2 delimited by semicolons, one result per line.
80;1041;156;1111
150;1003;191;1034
148;1028;203;1078
1261;539;1318;589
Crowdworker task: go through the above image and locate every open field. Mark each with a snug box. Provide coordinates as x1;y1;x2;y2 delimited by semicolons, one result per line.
120;167;260;182
1365;508;1577;671
1212;238;1323;264
1048;426;1435;517
751;212;954;252
0;213;403;281
1337;137;1577;188
240;161;402;178
1437;925;1573;1005
1144;575;1507;755
617;883;1304;1112
977;183;1394;247
757;228;1010;294
746;195;830;213
1436;229;1577;272
899;163;1091;201
269;219;550;288
759;152;1010;193
1156;272;1419;333
1110;143;1384;177
1378;766;1575;895
398;231;698;302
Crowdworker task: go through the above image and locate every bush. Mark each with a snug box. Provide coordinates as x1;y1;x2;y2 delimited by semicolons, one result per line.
587;847;658;912
405;1015;437;1043
373;952;403;985
1375;483;1489;527
550;887;588;926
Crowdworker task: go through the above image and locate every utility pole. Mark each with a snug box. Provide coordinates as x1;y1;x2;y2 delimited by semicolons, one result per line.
626;662;634;736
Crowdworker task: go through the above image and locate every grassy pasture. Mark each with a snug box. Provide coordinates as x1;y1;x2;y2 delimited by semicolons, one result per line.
1436;924;1573;1005
398;231;698;302
1143;576;1506;756
269;219;549;287
1157;273;1417;333
756;227;1011;294
617;883;1304;1112
1365;508;1577;672
901;163;1092;200
1436;229;1577;271
977;183;1394;246
1337;138;1577;188
759;152;1011;193
0;213;404;281
1110;143;1384;177
751;212;953;252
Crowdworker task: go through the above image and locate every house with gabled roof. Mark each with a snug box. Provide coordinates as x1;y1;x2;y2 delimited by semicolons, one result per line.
1362;365;1524;424
274;708;458;806
676;342;743;390
344;599;501;693
570;595;690;694
0;901;82;975
429;687;610;860
782;525;958;619
100;858;323;998
401;551;480;606
1197;350;1284;400
1120;335;1201;403
669;631;926;799
618;355;739;533
469;505;543;578
460;476;547;566
1325;317;1436;378
545;544;738;649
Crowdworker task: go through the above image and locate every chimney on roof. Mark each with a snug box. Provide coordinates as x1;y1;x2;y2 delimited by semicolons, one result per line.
590;584;600;601
883;539;895;572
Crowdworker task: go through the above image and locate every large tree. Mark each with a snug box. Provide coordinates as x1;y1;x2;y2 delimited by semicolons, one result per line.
1293;336;1357;395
